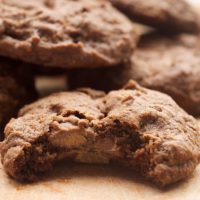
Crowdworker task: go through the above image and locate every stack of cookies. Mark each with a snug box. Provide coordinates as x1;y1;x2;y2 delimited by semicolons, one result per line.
0;0;200;187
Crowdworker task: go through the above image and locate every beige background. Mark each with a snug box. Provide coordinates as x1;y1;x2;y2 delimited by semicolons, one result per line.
0;160;200;200
188;0;200;4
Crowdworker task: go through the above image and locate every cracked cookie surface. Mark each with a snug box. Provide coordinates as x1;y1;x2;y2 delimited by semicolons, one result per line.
68;33;200;116
1;80;200;186
0;0;137;68
109;0;199;33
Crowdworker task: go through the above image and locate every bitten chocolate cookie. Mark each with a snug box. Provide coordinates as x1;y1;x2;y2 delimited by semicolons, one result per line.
1;80;200;187
0;0;137;69
68;33;200;116
0;57;37;139
109;0;199;33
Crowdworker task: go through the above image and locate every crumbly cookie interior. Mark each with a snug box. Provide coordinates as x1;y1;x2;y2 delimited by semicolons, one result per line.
13;116;145;180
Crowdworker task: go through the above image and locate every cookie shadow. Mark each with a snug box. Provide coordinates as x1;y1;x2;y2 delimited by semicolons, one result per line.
8;161;195;192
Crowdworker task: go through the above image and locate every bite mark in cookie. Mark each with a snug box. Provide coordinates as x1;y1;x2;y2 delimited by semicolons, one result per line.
1;81;200;187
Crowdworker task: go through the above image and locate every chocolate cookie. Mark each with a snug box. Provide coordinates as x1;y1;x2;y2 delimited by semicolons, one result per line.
0;0;137;69
1;80;200;186
109;0;199;33
0;57;37;139
68;33;200;116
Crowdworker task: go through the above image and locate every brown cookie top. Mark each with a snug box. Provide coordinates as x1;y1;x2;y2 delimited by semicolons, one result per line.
1;80;200;186
68;33;200;116
0;57;37;139
130;33;200;116
109;0;199;33
0;0;137;69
